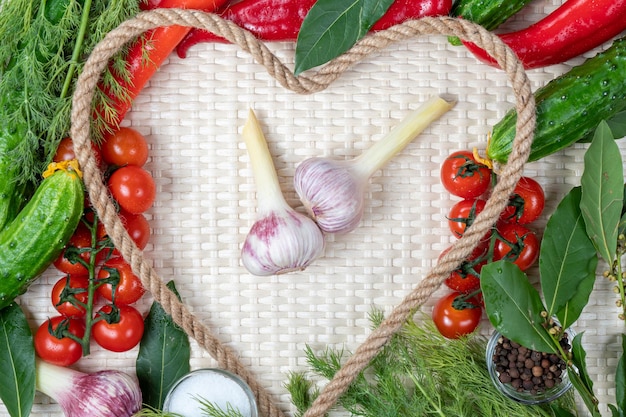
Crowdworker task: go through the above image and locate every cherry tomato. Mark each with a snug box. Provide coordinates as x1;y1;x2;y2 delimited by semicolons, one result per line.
441;244;488;294
53;222;95;275
500;177;545;225
494;223;540;271
108;165;156;214
51;275;90;318
440;150;492;199
101;127;149;167
99;210;151;258
432;292;482;339
34;316;85;366
53;137;103;166
447;198;487;238
97;258;146;305
92;304;144;352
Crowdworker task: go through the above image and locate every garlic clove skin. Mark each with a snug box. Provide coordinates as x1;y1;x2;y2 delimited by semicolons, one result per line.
36;358;142;417
294;157;365;235
241;204;325;276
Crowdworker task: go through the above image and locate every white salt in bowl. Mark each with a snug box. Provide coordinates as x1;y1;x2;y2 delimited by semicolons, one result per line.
163;369;258;417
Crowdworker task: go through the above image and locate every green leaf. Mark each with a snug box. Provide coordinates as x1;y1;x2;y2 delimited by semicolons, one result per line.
580;120;624;264
480;260;555;352
539;186;598;329
294;0;394;75
607;111;626;139
570;333;602;416
614;334;626;415
0;303;35;417
136;281;191;410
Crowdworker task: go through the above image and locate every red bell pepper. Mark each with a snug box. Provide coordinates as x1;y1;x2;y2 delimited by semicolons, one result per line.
175;0;453;58
97;0;228;134
462;0;626;69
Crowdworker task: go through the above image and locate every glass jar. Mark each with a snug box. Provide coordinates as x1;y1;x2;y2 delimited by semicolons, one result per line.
485;329;573;405
163;368;259;417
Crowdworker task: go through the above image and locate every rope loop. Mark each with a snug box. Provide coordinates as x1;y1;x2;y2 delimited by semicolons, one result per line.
69;9;535;417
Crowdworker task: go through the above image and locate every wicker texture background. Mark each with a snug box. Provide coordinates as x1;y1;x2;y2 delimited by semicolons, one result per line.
2;0;624;415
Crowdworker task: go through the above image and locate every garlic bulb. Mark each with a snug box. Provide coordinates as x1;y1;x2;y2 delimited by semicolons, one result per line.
294;96;454;234
241;109;325;276
36;358;142;417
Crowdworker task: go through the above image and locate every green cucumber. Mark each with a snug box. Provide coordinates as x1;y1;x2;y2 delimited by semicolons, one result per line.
448;0;533;45
487;37;626;163
450;0;533;30
0;165;83;310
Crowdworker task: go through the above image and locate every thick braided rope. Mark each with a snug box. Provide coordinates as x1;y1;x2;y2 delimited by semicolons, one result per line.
69;8;535;417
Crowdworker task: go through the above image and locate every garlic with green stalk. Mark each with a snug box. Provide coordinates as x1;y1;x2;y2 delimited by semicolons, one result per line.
241;109;325;276
36;358;142;417
294;96;454;234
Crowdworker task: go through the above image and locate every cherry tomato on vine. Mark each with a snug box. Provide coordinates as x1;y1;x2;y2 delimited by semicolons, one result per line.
108;165;156;214
432;292;482;339
101;127;149;167
92;304;144;352
53;222;100;275
440;244;488;294
440;150;492;199
494;223;540;271
34;316;85;366
447;198;487;238
51;275;90;318
97;258;146;305
500;176;545;225
53;137;103;166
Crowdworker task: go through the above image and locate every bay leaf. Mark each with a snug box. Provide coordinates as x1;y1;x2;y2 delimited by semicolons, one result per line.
539;186;597;329
136;281;191;410
580;120;623;264
481;260;555;353
0;303;35;417
294;0;394;75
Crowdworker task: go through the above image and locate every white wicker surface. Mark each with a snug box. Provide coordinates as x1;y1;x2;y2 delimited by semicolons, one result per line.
2;1;625;415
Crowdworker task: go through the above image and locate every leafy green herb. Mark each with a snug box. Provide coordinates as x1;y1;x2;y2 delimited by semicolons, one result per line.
137;281;191;410
580;120;624;264
0;0;139;188
609;334;626;416
0;303;35;417
294;0;394;75
539;186;597;329
286;311;577;417
195;397;246;417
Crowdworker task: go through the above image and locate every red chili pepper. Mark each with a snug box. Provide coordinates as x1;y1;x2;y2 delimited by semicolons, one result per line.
97;0;228;134
462;0;626;69
175;0;453;58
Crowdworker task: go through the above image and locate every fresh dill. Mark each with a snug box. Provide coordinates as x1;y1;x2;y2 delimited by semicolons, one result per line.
286;311;579;417
0;0;140;188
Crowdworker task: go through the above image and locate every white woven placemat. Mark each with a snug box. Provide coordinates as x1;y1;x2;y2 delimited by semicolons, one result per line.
3;1;624;415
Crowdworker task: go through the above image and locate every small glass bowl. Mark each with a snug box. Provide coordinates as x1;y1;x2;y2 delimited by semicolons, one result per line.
486;330;573;405
163;368;258;417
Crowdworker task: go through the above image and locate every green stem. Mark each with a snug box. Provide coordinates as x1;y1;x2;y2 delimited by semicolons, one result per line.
615;255;626;321
59;0;93;100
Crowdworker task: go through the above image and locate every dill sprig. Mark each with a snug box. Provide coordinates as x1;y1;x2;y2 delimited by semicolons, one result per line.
0;0;140;188
286;311;579;417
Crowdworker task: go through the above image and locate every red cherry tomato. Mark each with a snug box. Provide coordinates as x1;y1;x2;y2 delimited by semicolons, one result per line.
92;304;145;352
101;127;149;167
432;292;482;339
99;210;151;258
34;316;85;366
441;244;488;294
440;150;492;199
53;223;96;275
53;137;103;166
500;177;545;225
51;275;90;318
447;198;487;238
108;166;156;214
97;258;146;305
494;223;540;271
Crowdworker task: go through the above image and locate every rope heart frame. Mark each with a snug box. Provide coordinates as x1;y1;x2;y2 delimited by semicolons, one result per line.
69;8;535;417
